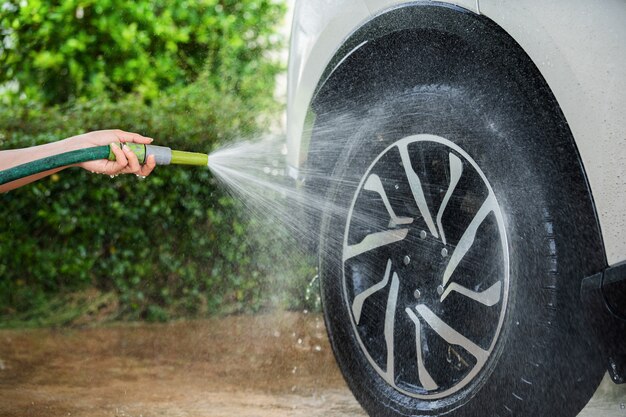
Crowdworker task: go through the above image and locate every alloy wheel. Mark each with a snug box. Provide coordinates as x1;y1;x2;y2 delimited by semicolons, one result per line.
342;134;510;399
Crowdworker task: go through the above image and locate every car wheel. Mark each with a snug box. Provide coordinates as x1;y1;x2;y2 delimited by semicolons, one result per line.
318;84;604;416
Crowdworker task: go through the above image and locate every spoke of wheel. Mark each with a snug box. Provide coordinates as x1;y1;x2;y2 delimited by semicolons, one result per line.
343;228;409;261
415;304;489;366
364;173;414;227
406;308;439;391
436;153;463;245
442;193;497;287
397;142;439;238
383;272;400;384
440;281;502;306
352;259;392;324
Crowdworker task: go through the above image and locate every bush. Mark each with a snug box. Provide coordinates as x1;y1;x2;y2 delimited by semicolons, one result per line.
0;0;301;324
0;0;284;104
0;84;272;320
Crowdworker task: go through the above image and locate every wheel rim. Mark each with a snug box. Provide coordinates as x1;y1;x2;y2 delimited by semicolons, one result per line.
342;134;510;399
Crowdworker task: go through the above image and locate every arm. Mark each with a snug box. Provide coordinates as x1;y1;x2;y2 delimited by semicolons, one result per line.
0;129;157;193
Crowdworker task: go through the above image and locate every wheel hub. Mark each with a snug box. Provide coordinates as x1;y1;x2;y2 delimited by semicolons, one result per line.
342;135;509;399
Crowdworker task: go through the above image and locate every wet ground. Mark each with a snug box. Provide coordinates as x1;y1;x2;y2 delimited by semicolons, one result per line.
0;312;624;417
0;313;364;417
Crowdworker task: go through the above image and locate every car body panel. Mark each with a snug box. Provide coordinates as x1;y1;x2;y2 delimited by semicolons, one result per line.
286;0;370;172
286;0;626;265
478;0;626;267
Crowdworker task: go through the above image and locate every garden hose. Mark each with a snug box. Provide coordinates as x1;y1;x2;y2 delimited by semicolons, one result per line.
0;143;209;186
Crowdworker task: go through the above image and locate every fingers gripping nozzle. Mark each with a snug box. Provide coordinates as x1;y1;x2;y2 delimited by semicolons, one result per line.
108;143;208;167
108;143;172;165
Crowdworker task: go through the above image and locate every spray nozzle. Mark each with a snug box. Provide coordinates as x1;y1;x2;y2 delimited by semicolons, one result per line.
108;143;209;167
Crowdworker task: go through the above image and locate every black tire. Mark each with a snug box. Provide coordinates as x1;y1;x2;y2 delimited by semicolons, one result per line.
317;83;605;417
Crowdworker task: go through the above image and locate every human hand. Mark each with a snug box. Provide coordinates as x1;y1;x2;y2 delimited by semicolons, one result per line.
70;129;157;177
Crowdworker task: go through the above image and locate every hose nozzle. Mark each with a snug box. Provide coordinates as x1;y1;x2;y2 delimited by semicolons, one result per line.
109;143;209;167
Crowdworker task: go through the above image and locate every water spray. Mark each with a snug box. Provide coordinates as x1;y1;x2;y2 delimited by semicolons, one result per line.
0;143;210;185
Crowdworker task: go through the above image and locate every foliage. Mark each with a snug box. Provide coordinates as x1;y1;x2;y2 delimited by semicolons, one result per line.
0;288;120;328
0;0;315;326
0;82;316;324
0;0;284;104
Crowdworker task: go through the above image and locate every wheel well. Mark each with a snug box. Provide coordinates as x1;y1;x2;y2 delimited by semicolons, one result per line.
308;3;550;177
302;2;606;267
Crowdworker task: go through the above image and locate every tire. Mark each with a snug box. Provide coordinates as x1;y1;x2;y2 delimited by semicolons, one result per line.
317;84;604;417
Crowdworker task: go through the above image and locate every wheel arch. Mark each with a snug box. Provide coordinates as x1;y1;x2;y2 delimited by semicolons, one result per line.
301;2;607;268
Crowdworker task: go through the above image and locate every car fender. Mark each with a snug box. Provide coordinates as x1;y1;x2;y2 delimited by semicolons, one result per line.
286;0;626;265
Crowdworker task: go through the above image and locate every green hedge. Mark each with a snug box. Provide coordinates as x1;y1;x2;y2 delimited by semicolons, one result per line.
0;83;295;323
0;0;319;325
0;0;285;104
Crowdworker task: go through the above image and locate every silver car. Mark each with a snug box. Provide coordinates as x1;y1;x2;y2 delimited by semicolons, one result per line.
285;1;626;416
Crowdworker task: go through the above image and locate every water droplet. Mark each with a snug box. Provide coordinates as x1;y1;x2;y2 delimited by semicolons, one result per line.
441;248;448;257
420;230;427;239
437;285;444;296
403;255;410;265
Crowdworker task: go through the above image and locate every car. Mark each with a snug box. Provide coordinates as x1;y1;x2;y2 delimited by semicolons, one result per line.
284;1;626;416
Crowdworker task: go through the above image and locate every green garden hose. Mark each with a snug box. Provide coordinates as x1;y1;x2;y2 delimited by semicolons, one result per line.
0;143;209;186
